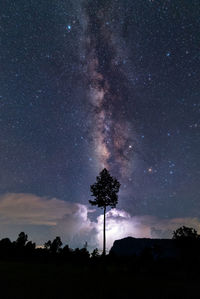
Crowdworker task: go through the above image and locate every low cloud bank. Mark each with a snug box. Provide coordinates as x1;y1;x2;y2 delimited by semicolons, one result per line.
0;193;200;252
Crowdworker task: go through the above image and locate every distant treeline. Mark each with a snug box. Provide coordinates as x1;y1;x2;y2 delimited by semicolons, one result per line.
0;226;200;267
0;232;99;262
0;228;200;299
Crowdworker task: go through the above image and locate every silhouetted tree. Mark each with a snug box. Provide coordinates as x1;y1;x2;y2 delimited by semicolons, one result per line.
61;244;73;260
173;226;200;265
44;237;62;254
0;238;12;249
51;236;62;254
73;247;90;262
91;248;100;259
172;226;199;240
89;168;120;256
25;241;36;251
16;232;28;248
0;238;12;257
44;240;52;251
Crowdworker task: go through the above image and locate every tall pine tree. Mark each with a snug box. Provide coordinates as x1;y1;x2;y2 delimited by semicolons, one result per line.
89;168;120;255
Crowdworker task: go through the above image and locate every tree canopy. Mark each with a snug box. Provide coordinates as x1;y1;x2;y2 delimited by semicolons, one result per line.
172;226;200;240
89;168;120;209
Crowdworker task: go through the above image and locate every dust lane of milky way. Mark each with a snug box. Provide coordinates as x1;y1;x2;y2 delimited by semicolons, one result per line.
83;0;135;180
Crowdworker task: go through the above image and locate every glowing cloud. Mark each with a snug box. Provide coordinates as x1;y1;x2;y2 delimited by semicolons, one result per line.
0;193;199;252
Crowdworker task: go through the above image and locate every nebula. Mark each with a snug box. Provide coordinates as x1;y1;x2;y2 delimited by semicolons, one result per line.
84;1;134;180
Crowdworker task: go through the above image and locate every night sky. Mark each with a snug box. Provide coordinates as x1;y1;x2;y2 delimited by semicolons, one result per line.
0;0;200;250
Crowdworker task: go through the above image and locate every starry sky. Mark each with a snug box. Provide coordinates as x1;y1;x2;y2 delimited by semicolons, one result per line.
0;0;200;248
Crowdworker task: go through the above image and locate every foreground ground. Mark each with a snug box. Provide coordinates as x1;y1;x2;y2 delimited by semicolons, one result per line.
0;260;200;299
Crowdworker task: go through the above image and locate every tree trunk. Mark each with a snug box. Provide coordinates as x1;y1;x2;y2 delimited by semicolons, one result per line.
103;206;106;256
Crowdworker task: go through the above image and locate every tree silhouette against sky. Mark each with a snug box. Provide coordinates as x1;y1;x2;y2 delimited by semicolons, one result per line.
172;226;199;240
89;168;120;256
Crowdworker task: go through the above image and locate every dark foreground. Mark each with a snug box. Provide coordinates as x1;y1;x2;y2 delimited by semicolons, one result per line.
1;259;200;299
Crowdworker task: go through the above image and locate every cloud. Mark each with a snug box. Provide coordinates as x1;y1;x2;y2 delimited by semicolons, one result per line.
0;193;80;226
0;193;96;248
0;193;200;252
99;210;200;251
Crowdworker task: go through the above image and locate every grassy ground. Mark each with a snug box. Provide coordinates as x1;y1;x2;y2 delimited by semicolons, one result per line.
0;260;200;299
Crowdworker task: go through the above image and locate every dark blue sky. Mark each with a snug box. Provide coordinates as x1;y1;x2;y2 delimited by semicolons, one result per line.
0;0;200;245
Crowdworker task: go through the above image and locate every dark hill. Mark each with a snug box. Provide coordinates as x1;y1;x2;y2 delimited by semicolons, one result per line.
110;236;179;258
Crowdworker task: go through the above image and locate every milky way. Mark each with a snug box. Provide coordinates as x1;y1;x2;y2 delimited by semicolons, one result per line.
84;1;134;180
